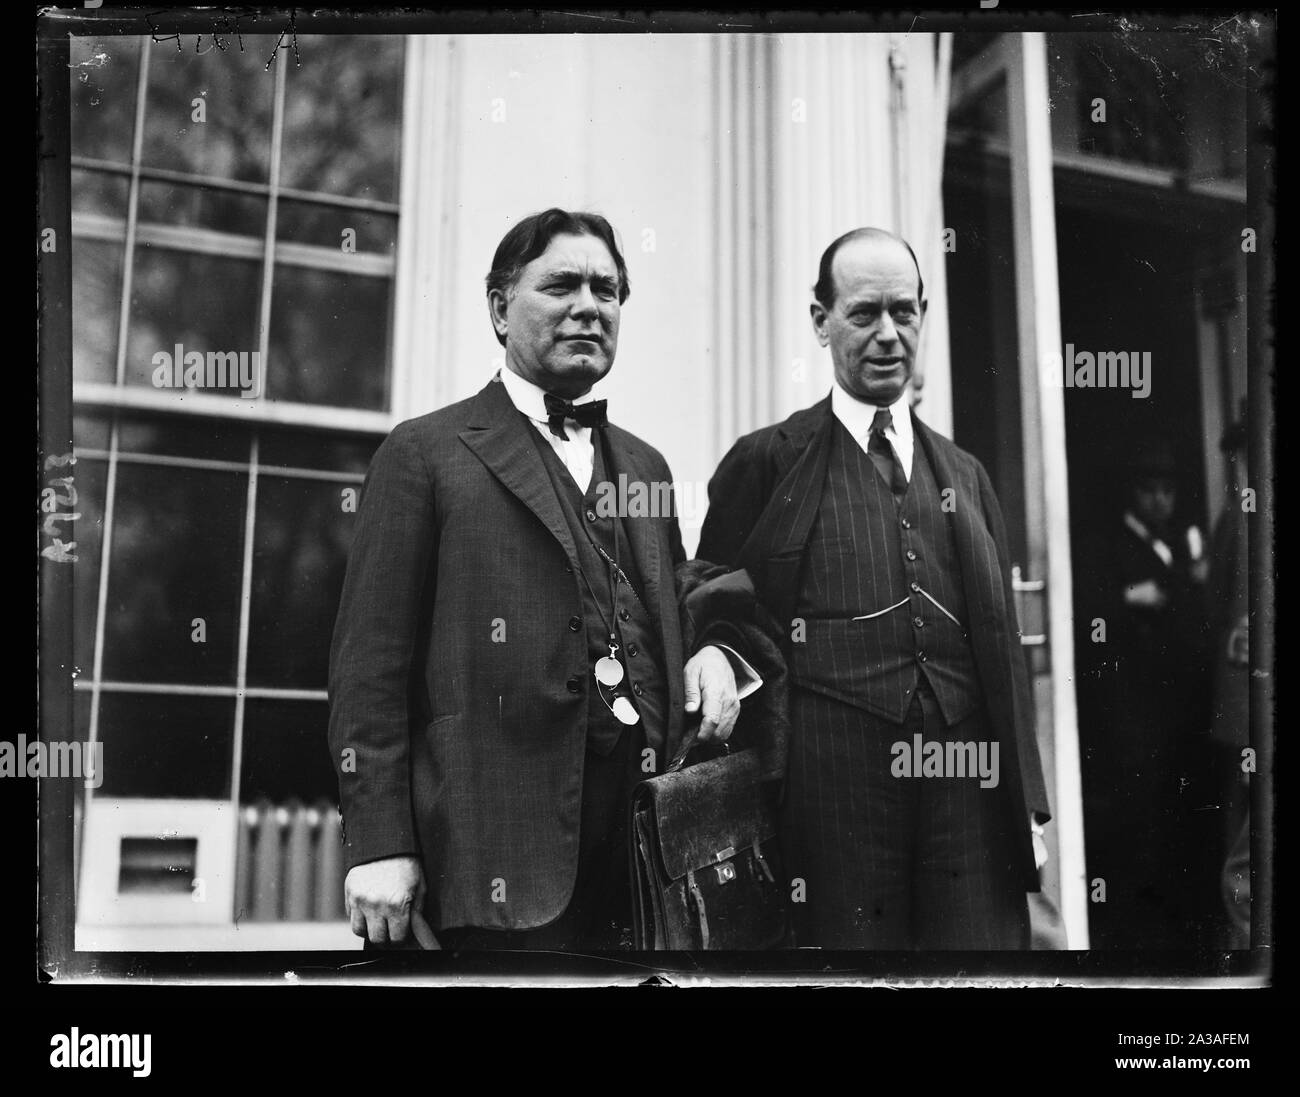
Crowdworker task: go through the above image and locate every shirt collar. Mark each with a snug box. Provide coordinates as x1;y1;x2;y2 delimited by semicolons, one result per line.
499;365;597;425
831;379;913;447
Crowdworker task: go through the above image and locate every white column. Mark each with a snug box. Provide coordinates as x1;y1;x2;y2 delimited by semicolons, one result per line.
899;31;954;438
1006;32;1089;949
759;34;905;440
392;35;463;421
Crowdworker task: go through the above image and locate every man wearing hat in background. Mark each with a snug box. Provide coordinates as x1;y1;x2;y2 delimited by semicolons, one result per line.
1084;437;1216;949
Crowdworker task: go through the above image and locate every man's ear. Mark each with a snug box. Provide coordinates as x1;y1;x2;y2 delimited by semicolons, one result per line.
810;301;830;346
487;288;509;341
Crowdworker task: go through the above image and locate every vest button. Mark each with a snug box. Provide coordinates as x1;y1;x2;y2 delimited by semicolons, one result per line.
916;650;927;662
913;616;925;629
619;609;630;621
906;550;917;561
901;517;911;529
566;676;582;692
633;682;644;696
627;642;639;657
910;581;920;593
568;616;582;631
585;508;597;522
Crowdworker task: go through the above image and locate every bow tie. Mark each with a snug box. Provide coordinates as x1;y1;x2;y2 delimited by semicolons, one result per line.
543;393;608;440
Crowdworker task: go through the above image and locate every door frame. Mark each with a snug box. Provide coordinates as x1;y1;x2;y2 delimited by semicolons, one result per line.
949;32;1090;948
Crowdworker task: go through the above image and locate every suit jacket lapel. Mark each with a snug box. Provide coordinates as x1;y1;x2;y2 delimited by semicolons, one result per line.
458;377;578;564
912;412;1001;630
738;396;835;570
734;396;835;628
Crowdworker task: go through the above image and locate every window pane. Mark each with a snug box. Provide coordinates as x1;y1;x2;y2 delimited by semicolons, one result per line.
267;266;392;410
96;694;233;798
72;457;107;679
241;700;336;804
259;428;379;475
125;248;262;392
72;237;124;386
117;414;251;464
247;475;358;689
74;413;112;452
72;168;130;219
280;35;404;202
138;180;268;239
141;36;277;183
1069;38;1189;170
70;35;141;164
277;200;397;255
102;464;246;684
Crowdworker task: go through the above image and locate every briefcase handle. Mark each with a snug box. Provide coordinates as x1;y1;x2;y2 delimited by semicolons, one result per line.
666;728;731;774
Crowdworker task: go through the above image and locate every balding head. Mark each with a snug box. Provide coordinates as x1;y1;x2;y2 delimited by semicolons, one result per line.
813;227;925;310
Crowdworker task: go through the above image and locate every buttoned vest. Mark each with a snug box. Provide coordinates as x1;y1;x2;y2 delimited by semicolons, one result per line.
532;426;670;759
791;419;982;726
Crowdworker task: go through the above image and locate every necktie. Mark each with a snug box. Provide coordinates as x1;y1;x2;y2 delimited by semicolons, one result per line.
868;408;908;498
544;393;608;440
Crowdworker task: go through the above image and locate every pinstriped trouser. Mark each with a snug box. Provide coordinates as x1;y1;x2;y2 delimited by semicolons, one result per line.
781;683;1029;949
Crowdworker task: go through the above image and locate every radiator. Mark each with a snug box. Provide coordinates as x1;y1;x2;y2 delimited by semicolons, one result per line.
235;799;346;922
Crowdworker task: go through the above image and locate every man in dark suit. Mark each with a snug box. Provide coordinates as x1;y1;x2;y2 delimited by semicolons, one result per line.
329;209;756;950
1084;440;1214;948
698;227;1051;949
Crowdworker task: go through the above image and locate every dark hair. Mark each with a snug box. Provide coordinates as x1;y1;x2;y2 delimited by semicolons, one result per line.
813;227;925;310
485;208;630;347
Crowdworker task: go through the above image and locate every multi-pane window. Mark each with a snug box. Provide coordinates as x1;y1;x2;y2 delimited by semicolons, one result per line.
70;33;406;926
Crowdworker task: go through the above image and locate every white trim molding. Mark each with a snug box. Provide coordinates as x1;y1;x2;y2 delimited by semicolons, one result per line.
391;34;463;421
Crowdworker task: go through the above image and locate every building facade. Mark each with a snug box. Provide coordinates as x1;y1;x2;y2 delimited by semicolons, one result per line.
66;25;1252;951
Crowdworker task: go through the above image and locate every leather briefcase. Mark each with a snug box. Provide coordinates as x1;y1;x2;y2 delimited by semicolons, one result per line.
629;747;788;950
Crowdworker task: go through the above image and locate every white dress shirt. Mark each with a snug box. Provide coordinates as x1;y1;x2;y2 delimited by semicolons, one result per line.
831;380;914;481
500;365;598;492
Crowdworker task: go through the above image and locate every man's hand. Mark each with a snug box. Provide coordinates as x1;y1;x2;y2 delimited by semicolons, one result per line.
344;855;425;945
684;644;740;745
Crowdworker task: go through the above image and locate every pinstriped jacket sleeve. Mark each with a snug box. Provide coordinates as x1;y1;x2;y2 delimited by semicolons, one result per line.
973;454;1052;824
697;431;774;568
327;420;437;870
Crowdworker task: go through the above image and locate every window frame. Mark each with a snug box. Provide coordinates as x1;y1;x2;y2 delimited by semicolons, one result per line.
71;33;422;921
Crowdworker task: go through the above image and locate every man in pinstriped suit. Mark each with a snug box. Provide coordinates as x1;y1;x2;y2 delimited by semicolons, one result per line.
698;228;1051;949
